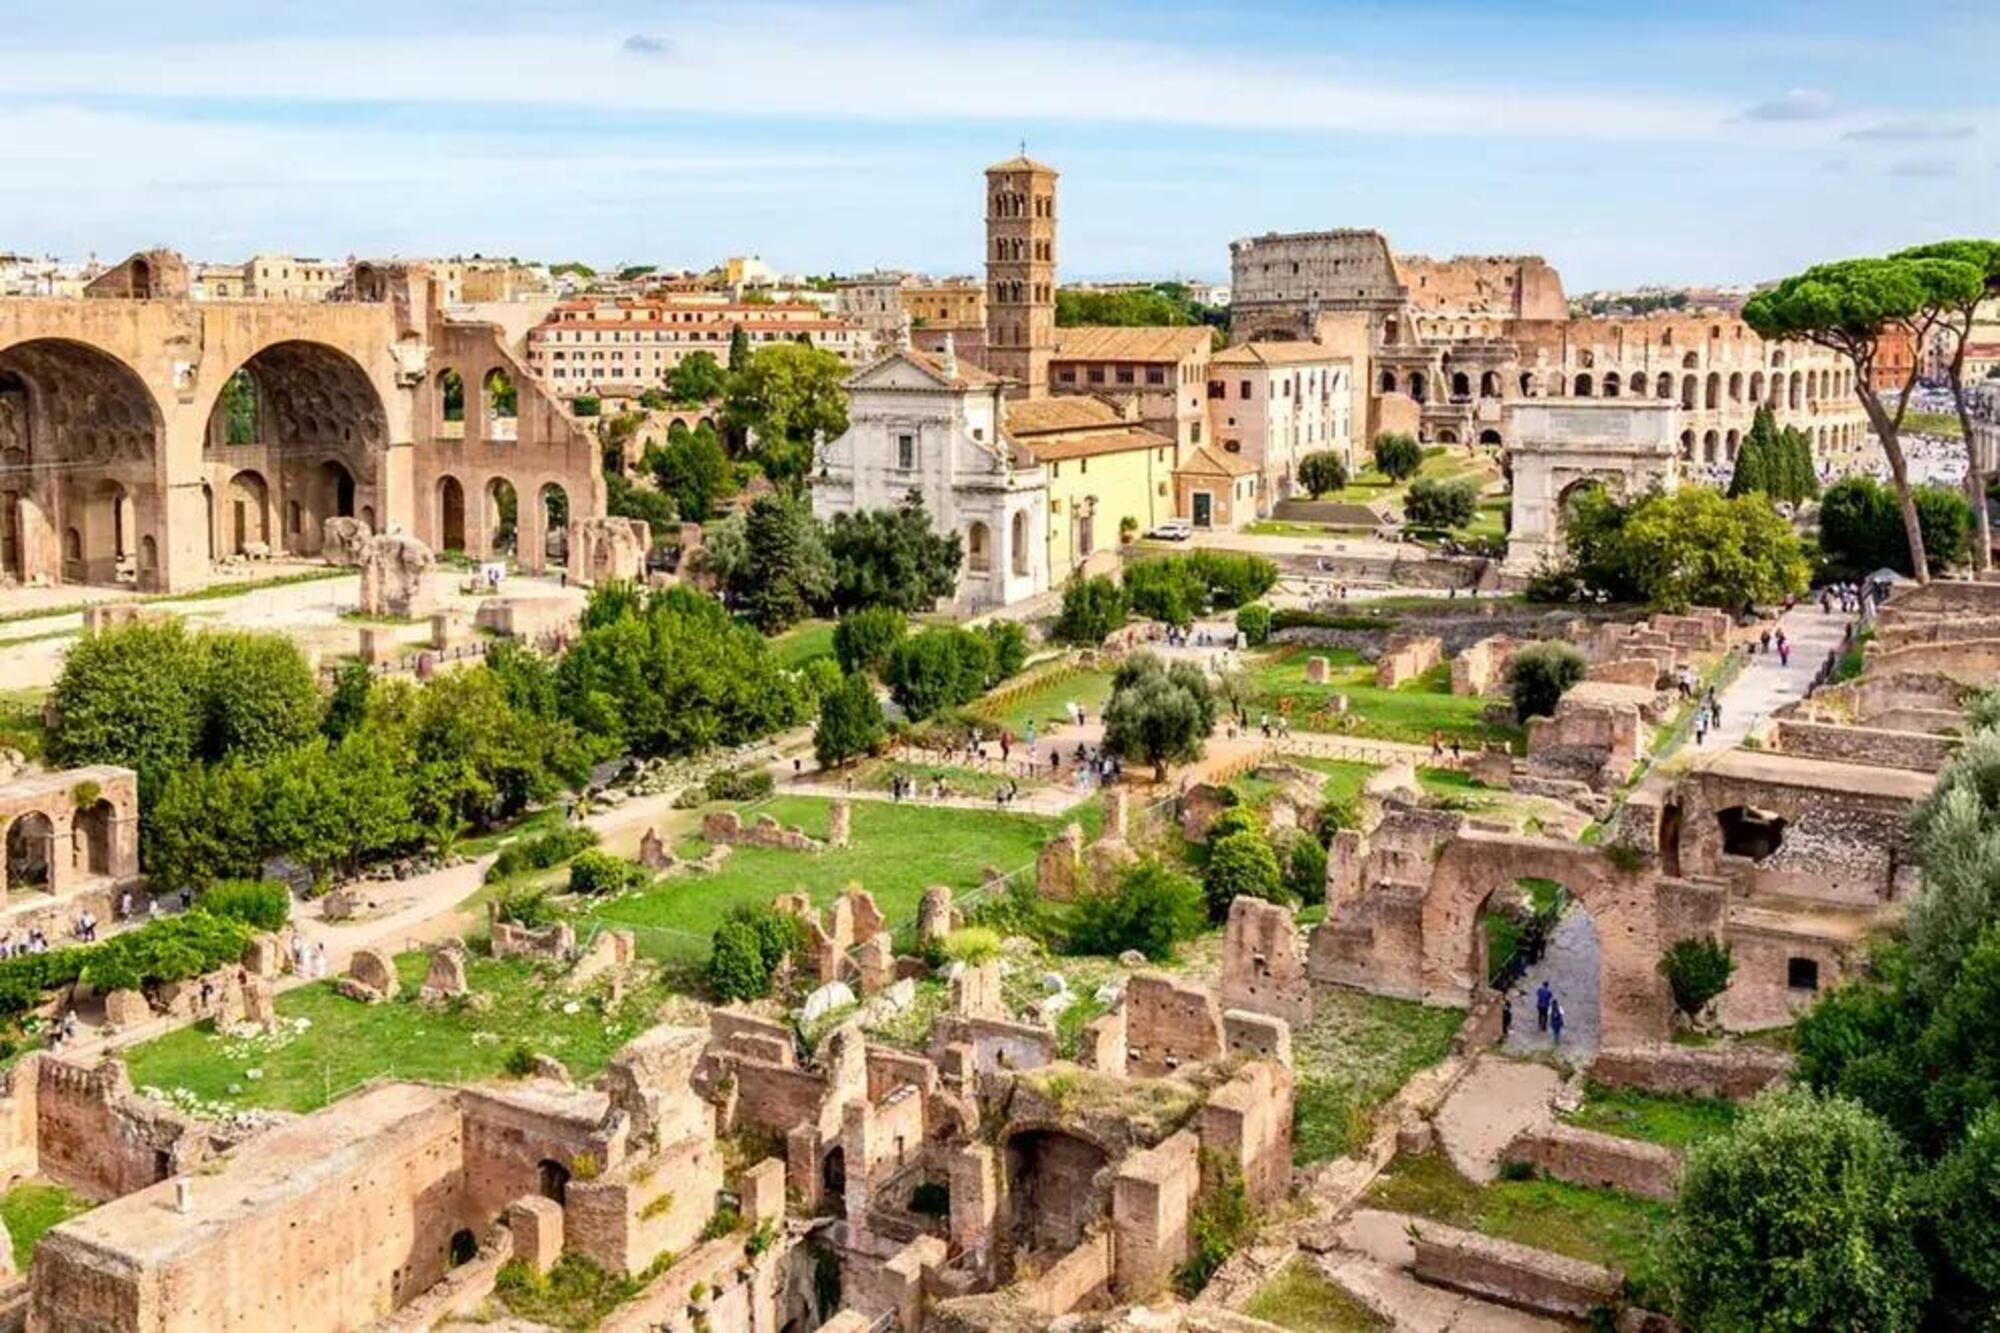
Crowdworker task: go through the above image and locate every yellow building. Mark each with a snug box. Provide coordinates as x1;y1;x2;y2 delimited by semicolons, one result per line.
1004;397;1177;575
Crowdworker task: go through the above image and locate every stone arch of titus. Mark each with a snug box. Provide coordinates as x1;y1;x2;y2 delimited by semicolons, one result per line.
1503;399;1679;571
0;253;603;591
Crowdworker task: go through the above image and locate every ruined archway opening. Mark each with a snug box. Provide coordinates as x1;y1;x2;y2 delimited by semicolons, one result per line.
0;338;162;588
1716;805;1786;861
1476;878;1567;991
487;479;518;557
438;476;467;554
6;813;54;893
1002;1128;1108;1274
540;484;569;562
75;799;117;878
537;1158;570;1205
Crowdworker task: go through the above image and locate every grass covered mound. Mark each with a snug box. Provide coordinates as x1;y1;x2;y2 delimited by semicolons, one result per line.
122;952;681;1115
1292;989;1464;1165
1245;1257;1391;1332
1246;646;1519;750
1564;1081;1738;1150
0;1180;91;1269
581;796;1098;966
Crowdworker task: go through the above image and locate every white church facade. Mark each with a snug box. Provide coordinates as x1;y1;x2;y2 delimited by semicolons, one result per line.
811;339;1051;611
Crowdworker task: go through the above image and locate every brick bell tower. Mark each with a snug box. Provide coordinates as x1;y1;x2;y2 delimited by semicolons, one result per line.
983;151;1058;398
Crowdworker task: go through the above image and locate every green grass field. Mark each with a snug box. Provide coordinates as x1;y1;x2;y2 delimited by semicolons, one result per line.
1245;1258;1391;1332
1247;646;1520;749
1292;989;1465;1164
123;953;677;1115
1565;1082;1737;1150
1315;447;1497;509
582;795;1100;965
0;1180;91;1268
769;619;837;670
1365;1151;1670;1308
973;668;1116;736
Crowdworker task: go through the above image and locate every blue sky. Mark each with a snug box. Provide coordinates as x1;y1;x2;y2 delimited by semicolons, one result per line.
4;0;1997;290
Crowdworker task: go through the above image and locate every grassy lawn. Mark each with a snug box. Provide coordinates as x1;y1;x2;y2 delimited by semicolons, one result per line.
1234;757;1376;813
0;688;48;761
0;1180;92;1268
1365;1151;1670;1309
1901;410;1962;438
1246;1258;1391;1332
973;667;1116;736
582;796;1099;966
1318;447;1496;509
1293;988;1465;1164
1248;646;1520;750
1566;1082;1737;1150
123;953;679;1115
769;619;837;670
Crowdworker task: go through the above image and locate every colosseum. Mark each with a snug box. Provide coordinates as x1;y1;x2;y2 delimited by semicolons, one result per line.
1228;230;1868;467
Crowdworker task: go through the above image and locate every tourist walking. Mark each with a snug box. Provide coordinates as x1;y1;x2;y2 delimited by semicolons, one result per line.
1501;996;1513;1039
1550;998;1567;1047
1535;980;1552;1032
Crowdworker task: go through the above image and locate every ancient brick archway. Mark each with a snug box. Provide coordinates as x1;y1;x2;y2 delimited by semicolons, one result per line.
998;1121;1113;1277
0;338;164;588
1416;831;1702;1045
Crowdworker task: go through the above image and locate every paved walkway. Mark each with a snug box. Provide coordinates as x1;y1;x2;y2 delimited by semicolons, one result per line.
1432;1056;1562;1183
1501;907;1602;1061
1680;603;1854;759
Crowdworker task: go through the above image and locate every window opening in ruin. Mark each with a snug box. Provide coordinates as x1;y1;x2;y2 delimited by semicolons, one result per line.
538;1158;570;1204
449;1228;477;1266
1716;806;1786;862
1787;957;1820;992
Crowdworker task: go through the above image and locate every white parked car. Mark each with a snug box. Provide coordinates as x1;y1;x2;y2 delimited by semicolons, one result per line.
1147;519;1193;541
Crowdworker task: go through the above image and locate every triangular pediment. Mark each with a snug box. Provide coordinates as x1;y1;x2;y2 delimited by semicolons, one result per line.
846;351;955;393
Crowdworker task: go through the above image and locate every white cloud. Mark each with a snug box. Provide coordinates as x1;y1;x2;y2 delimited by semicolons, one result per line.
1;11;1729;143
1844;119;1978;142
1739;88;1838;122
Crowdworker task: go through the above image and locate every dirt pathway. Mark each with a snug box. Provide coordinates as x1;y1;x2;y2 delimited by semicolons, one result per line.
1431;1055;1561;1183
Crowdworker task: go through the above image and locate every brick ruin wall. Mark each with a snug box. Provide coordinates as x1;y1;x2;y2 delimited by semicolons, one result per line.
1771;719;1957;773
1587;1043;1791;1101
1500;1123;1678;1201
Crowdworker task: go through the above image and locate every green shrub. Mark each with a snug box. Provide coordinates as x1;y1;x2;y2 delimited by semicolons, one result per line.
700;1205;743;1241
1313;796;1359;847
1235;603;1272;647
707;905;807;1002
1282;835;1327;899
981;620;1028;680
1174;1162;1253;1298
1124;553;1276;626
199;879;291;931
1069;858;1206;962
567;850;650;896
1298;450;1349;497
1203;830;1287;921
704;768;775;802
1207;807;1259;843
941;927;1003;966
832;607;907;676
1658;937;1736;1018
485;824;599;883
502;1043;540;1077
815;671;886;769
1403;477;1480;529
1372;433;1422;482
884;628;996;720
496;886;560;930
1507;642;1588;723
1055;575;1127;645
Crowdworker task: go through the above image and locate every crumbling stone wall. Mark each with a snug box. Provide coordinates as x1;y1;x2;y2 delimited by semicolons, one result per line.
1199;1060;1294;1210
34;1055;218;1200
1450;635;1517;696
1374;633;1443;688
1124;974;1223;1077
1411;1219;1623;1322
1500;1123;1677;1201
1772;718;1957;773
1587;1043;1790;1101
1219;897;1310;1027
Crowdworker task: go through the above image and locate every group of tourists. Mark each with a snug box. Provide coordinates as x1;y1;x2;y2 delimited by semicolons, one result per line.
1500;979;1570;1046
289;934;331;979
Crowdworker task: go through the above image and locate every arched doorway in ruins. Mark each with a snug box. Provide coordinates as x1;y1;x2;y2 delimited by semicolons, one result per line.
6;813;54;893
1000;1126;1109;1279
1474;876;1602;1056
486;478;518;557
437;476;467;554
0;339;163;588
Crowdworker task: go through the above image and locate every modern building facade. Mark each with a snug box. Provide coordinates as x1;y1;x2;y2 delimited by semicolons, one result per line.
525;298;866;398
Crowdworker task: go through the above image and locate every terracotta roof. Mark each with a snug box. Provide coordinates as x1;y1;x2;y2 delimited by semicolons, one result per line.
904;346;1001;389
1003;396;1128;435
1051;326;1211;363
1021;427;1175;464
987;154;1057;174
1175;444;1258;478
1210;341;1353;368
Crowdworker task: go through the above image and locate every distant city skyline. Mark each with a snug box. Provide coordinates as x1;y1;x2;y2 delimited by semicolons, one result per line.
5;0;1997;290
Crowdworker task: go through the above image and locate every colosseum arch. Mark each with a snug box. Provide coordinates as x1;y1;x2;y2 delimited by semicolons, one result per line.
0;338;165;588
201;340;388;558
